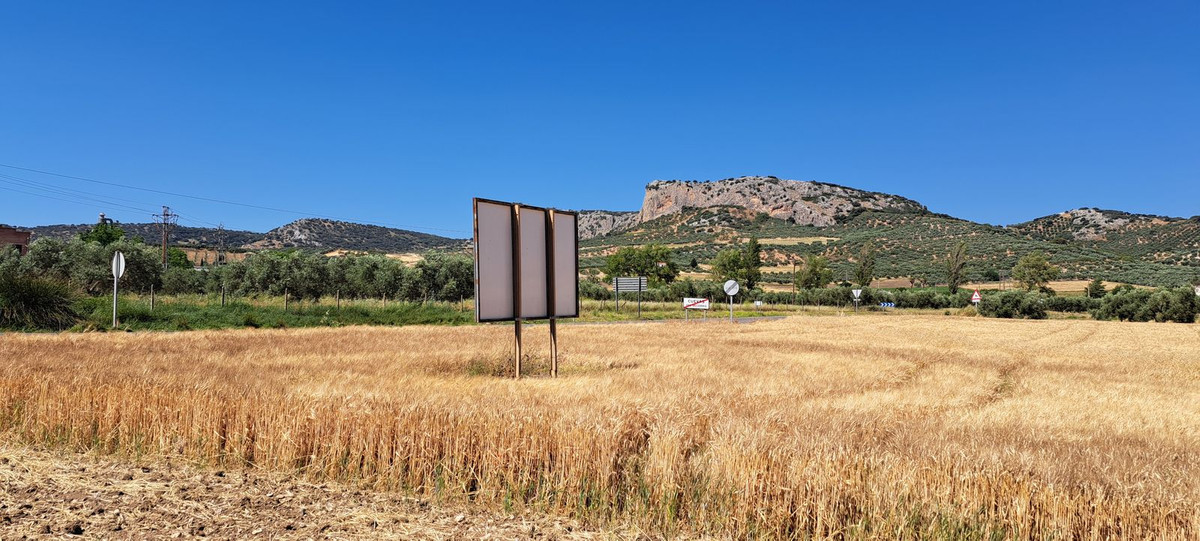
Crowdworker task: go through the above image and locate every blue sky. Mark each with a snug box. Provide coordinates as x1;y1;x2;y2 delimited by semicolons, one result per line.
2;1;1197;236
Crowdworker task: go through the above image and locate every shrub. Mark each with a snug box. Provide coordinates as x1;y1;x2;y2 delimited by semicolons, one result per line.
1043;295;1100;313
978;291;1047;319
1092;287;1199;323
0;273;80;330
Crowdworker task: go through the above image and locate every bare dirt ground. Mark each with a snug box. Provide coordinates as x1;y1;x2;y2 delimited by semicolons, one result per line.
0;443;617;540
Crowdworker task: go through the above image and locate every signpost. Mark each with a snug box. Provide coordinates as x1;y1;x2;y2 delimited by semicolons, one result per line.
614;276;649;318
111;251;126;328
851;288;862;312
723;280;739;322
1195;285;1200;297
971;289;982;306
879;302;895;309
473;198;579;379
683;297;710;320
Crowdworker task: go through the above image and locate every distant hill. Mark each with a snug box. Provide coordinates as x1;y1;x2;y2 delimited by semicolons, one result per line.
17;218;462;254
22;223;261;248
580;177;1200;287
245;219;461;252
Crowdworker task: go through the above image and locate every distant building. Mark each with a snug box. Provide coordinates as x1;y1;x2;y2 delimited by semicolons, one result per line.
0;226;32;256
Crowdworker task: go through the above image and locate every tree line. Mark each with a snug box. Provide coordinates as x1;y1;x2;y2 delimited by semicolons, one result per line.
0;226;473;304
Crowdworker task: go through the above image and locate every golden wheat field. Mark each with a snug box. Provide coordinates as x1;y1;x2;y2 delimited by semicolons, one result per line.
2;316;1199;539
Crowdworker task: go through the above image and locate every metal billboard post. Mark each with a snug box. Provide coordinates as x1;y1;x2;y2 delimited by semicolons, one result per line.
511;204;523;380
545;210;558;378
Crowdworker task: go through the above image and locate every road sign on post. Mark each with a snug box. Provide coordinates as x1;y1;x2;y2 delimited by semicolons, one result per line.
473;198;579;379
1195;285;1200;297
613;277;648;318
723;280;739;322
683;297;709;321
971;289;982;306
852;288;862;312
111;251;126;328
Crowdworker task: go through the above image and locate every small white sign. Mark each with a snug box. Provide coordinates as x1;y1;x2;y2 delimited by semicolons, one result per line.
754;300;763;307
723;280;740;296
111;251;126;280
1194;285;1200;297
683;297;710;310
971;289;982;304
851;289;862;300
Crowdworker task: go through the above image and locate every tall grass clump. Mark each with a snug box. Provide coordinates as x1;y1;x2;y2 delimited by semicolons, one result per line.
0;272;79;330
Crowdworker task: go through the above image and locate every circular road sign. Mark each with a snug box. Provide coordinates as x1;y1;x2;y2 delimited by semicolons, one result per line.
111;251;126;280
723;279;740;296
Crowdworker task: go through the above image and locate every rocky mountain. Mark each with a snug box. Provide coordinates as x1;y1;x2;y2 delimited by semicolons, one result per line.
578;177;1200;287
579;176;926;239
245;219;460;252
640;176;926;224
577;210;640;240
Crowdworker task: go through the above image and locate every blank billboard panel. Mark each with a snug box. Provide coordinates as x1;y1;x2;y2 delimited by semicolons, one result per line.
474;200;514;322
473;198;579;322
518;206;549;319
552;210;579;317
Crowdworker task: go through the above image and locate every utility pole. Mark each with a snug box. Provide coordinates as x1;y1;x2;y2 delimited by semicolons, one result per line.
216;223;226;266
153;206;179;269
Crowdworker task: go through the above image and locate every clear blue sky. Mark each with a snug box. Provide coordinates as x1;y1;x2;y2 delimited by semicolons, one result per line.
2;1;1197;236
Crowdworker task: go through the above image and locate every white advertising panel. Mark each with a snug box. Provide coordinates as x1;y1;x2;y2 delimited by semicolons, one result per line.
552;210;579;317
473;198;579;322
518;206;549;319
474;200;515;322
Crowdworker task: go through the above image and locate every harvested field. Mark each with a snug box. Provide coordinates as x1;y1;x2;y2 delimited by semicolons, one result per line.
1;317;1198;539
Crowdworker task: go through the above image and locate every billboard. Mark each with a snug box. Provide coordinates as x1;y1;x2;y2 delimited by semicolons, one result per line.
473;198;579;322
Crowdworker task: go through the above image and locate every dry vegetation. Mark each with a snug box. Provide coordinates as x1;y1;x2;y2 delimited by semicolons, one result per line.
1;317;1198;539
0;443;601;539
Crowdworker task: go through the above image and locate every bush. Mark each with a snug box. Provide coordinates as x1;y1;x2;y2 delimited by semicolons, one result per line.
978;291;1047;319
1043;295;1100;313
1092;287;1199;323
0;273;80;330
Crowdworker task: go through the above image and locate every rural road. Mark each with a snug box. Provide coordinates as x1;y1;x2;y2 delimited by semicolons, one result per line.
565;315;788;326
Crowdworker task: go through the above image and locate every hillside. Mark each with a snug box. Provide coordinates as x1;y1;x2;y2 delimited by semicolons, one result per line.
245;219;460;252
22;223;261;248
18;218;462;254
1010;209;1200;266
581;179;1200;287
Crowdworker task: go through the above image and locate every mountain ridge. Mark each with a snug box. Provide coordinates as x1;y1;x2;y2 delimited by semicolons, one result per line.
15;218;462;254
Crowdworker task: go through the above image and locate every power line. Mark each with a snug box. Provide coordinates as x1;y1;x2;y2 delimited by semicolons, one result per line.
0;183;156;219
0;162;469;235
0;172;161;212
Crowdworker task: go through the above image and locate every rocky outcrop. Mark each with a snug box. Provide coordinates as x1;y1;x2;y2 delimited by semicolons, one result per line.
639;176;926;226
578;211;640;240
578;176;928;239
1010;208;1177;241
